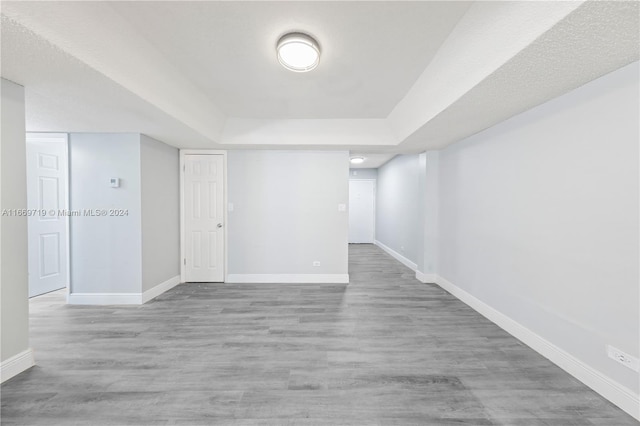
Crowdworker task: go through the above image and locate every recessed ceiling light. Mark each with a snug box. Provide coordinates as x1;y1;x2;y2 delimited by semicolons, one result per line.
277;32;320;72
350;157;365;164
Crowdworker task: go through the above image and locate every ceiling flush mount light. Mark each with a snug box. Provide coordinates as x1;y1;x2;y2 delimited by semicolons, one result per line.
350;157;365;164
277;32;320;72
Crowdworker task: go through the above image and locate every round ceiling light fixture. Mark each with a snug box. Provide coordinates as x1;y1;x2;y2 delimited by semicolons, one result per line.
350;156;365;165
277;32;320;72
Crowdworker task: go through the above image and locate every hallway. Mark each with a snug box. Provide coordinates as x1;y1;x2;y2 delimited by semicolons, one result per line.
1;244;635;425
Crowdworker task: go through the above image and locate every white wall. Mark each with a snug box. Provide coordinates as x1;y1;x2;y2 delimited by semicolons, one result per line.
227;150;349;281
417;151;439;279
140;135;179;292
375;154;421;266
349;168;377;180
0;79;31;368
69;133;142;294
437;61;639;394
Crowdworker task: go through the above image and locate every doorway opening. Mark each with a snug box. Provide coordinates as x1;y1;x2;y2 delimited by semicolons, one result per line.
348;179;376;244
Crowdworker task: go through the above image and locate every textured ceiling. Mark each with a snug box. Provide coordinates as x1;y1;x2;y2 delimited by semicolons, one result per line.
0;15;215;147
109;1;471;119
1;1;638;166
398;0;640;150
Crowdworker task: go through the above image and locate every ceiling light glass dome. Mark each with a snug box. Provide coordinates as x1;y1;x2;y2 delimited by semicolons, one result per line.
277;32;320;72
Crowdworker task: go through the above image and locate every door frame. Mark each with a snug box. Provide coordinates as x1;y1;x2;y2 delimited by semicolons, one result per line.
26;132;71;299
179;149;228;283
348;178;377;243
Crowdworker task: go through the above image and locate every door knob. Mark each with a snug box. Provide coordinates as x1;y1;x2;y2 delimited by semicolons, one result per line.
217;223;223;228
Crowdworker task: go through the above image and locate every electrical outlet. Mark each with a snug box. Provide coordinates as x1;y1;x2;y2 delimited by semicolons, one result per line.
607;345;640;372
313;261;321;267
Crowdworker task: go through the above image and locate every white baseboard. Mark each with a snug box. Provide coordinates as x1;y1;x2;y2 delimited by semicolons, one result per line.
226;274;349;284
67;276;182;305
415;270;437;283
1;348;35;383
374;240;417;271
435;275;640;421
67;292;142;305
141;275;181;303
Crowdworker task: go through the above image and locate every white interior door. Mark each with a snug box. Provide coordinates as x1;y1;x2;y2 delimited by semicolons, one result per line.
184;154;225;282
349;180;375;243
26;133;69;297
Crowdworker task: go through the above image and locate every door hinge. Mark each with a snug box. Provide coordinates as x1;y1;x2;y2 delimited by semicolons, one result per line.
183;258;186;265
183;164;185;172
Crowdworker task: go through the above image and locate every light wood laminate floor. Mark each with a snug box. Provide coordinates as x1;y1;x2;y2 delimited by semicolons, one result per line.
2;244;637;425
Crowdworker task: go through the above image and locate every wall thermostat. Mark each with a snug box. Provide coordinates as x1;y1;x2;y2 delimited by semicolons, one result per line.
110;178;120;188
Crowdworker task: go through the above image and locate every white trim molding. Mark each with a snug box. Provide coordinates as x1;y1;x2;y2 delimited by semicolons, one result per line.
68;276;182;305
374;240;417;271
434;274;640;421
67;293;142;305
415;270;437;284
1;348;35;383
226;274;349;284
141;275;181;304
